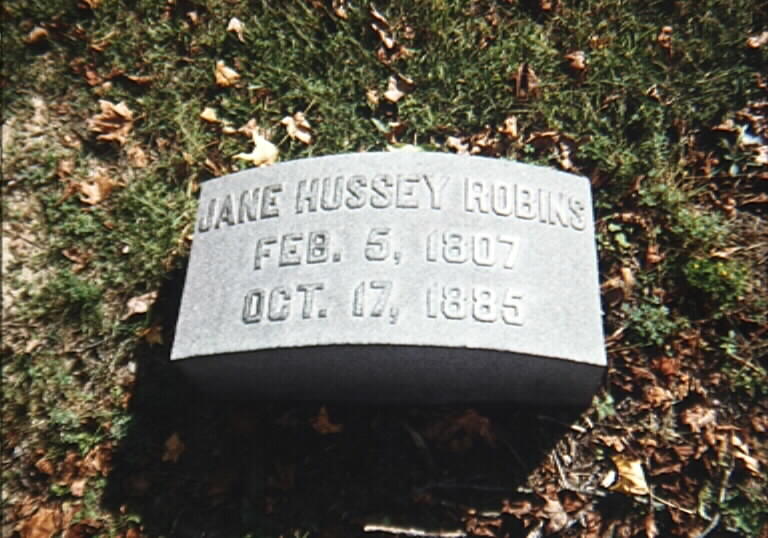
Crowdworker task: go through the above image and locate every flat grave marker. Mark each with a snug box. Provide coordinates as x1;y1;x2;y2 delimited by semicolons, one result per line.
172;152;605;404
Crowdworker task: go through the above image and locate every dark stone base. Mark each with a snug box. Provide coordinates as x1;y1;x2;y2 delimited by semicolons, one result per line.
176;345;604;405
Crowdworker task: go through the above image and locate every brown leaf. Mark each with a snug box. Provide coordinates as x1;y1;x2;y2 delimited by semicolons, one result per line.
332;0;348;19
83;444;112;477
199;107;220;123
226;17;246;42
643;511;658;538
20;507;62;538
310;406;344;434
57;158;76;178
498;116;519;138
281;112;313;144
137;324;164;345
215;60;240;87
564;50;586;71
446;136;469;154
646;244;663;265
652;356;681;377
747;31;768;48
514;63;540;100
539;0;557;11
126;145;148;168
237;118;259;138
609;455;650;496
680;404;716;433
235;131;279;167
80;0;102;8
35;457;55;475
162;433;185;463
731;434;760;475
78;169;117;205
596;434;626;452
657;26;673;52
644;385;673;408
501;498;533;517
370;5;389;27
83;65;103;86
382;75;414;103
86;100;134;145
70;477;87;497
24;27;49;45
62;248;92;272
540;495;568;534
124;74;153;85
122;291;158;319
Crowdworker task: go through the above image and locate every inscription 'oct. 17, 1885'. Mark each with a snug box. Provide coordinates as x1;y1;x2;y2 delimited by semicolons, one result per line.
172;152;606;404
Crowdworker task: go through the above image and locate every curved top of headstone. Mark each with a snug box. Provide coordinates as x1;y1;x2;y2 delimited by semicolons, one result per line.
172;152;605;403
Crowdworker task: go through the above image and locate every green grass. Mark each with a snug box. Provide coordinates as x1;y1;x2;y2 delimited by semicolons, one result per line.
2;0;767;535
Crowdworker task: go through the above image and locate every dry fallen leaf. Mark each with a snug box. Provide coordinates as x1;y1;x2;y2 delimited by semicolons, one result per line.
57;158;76;178
731;434;760;475
514;63;540;100
199;107;220;123
564;50;587;72
540;495;568;534
747;31;768;49
35;457;55;476
237;118;259;138
235;132;279;167
19;507;61;538
281;112;313;144
366;88;380;107
80;0;102;8
87;100;134;145
646;244;663;265
332;0;348;19
24;27;49;45
644;385;673;408
310;406;344;434
126;144;148;168
70;477;87;497
87;99;128;134
122;291;158;319
609;455;650;496
498;116;519;138
78;169;117;205
680;404;716;433
446;136;469;154
125;74;153;85
657;26;673;53
227;17;246;42
644;511;659;538
137;324;164;345
214;60;240;87
62;247;92;272
162;433;185;463
383;75;413;103
83;444;112;476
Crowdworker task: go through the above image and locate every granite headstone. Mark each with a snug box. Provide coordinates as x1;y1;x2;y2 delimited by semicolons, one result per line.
172;152;605;404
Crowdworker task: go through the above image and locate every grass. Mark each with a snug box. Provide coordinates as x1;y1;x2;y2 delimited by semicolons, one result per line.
2;0;767;536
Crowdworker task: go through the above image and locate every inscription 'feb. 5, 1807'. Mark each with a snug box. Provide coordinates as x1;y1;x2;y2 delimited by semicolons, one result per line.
172;152;606;405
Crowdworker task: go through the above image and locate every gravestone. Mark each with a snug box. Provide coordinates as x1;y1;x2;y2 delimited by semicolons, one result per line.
171;152;605;404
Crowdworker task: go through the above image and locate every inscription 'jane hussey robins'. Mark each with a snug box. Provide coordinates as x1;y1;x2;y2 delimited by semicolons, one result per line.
197;173;587;233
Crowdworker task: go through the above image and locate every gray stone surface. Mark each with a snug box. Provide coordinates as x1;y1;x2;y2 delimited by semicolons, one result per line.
172;152;606;404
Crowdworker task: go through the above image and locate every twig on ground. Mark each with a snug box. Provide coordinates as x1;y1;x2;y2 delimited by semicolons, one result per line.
362;524;466;537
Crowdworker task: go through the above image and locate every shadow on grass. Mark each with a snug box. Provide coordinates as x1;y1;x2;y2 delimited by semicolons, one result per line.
103;268;591;537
